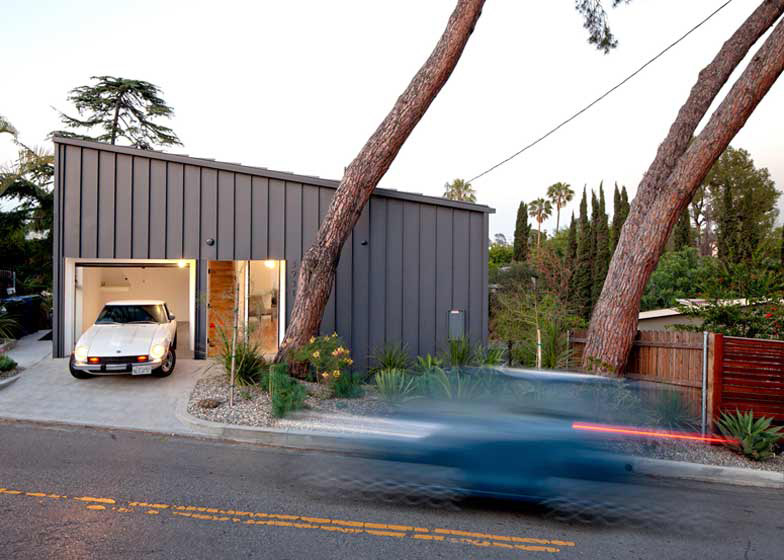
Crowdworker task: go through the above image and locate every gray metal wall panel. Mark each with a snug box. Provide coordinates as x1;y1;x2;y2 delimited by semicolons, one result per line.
285;183;303;321
435;207;453;351
336;229;353;350
268;179;285;259
402;202;420;355
468;212;483;344
234;174;252;260
250;176;269;260
80;148;99;258
114;154;133;258
250;177;269;260
217;171;235;259
481;213;489;345
131;157;150;258
63;145;81;257
385;200;403;343
418;205;437;356
352;206;370;370
368;197;386;355
301;186;319;252
98;151;115;257
183;165;201;259
452;210;470;319
52;144;61;356
201;168;218;261
318;188;336;336
166;162;184;258
149;159;167;258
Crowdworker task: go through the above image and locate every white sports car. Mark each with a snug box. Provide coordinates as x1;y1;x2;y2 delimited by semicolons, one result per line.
69;300;178;379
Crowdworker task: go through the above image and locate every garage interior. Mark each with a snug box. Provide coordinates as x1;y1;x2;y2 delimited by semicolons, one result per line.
70;261;195;357
207;260;284;359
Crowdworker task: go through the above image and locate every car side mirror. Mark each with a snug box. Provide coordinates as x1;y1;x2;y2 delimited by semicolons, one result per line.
169;314;176;321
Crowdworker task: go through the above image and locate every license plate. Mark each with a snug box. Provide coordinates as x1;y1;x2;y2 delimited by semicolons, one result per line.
132;364;152;375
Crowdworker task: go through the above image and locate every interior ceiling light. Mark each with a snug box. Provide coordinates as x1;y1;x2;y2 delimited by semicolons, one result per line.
177;260;187;268
264;260;275;269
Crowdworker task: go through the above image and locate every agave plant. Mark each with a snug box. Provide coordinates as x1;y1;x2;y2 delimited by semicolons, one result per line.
370;343;411;375
413;353;444;374
717;409;783;461
374;369;418;404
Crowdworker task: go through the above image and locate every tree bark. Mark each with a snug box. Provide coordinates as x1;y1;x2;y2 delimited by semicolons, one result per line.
583;2;784;374
275;0;485;363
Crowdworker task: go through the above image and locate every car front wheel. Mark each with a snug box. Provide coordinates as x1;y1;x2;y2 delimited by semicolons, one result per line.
153;348;176;377
69;360;94;380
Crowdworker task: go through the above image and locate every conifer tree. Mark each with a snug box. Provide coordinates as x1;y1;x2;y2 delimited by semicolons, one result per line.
573;187;594;321
567;212;578;269
672;207;692;250
717;182;738;263
592;184;610;305
513;201;529;261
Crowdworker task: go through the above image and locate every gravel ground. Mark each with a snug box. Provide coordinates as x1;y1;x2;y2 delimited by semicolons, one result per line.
0;368;19;381
615;439;784;473
187;373;392;432
188;371;784;472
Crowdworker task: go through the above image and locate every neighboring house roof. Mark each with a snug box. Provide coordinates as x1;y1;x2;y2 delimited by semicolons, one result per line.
638;298;754;321
53;137;495;214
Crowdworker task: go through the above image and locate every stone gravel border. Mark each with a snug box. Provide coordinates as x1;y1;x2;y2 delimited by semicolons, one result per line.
0;370;21;390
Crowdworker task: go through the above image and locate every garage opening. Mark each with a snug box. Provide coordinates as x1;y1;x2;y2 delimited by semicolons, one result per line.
65;259;196;357
207;260;285;359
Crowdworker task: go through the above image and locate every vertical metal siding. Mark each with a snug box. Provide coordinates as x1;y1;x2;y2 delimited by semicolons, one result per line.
368;197;386;354
149;159;167;258
402;202;420;355
80;149;99;258
166;162;184;258
234;174;252;260
114;154;133;258
53;140;491;362
98;151;115;257
52;144;62;356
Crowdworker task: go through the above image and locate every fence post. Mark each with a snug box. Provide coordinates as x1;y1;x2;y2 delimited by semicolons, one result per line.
701;331;708;435
707;333;724;431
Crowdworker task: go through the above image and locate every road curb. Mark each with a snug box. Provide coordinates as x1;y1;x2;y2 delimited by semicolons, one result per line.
631;457;784;489
174;395;354;452
0;372;21;391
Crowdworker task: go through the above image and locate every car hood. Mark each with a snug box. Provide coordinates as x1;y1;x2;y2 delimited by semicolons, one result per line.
77;324;169;357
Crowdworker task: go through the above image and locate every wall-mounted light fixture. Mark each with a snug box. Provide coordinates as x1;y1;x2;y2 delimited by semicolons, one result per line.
205;238;215;246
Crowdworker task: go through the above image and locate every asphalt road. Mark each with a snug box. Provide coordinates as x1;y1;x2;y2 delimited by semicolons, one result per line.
1;421;781;560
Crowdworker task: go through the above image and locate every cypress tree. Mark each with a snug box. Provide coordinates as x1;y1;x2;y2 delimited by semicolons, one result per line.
513;201;529;261
610;183;622;252
574;187;594;320
717;183;737;263
780;226;784;268
620;185;630;222
592;184;610;306
567;212;577;270
672;207;692;250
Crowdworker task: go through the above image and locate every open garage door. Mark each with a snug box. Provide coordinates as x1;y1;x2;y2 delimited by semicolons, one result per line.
64;259;196;356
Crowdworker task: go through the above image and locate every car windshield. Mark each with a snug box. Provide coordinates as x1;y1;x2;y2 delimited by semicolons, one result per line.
95;304;168;324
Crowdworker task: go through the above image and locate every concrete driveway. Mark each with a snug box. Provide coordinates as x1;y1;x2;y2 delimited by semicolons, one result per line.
0;331;212;435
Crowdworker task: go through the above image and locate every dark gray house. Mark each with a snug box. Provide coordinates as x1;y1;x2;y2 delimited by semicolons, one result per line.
52;137;493;368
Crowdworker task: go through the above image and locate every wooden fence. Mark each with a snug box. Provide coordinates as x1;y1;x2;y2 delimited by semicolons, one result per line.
569;330;707;417
712;334;784;422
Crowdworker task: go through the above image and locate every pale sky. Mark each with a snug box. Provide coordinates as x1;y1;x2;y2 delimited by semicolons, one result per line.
2;0;782;240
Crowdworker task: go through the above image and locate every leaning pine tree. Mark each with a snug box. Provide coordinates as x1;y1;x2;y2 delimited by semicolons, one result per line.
584;0;784;374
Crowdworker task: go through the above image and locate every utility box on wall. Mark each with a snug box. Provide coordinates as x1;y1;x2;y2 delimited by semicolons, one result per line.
448;309;465;340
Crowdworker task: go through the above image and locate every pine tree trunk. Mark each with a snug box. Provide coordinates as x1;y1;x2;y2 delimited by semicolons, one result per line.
275;0;485;363
583;4;784;374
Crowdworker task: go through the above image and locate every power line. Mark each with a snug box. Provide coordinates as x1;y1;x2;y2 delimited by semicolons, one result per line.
467;0;735;183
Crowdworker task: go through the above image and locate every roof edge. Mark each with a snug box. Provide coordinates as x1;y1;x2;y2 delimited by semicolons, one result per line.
53;137;495;214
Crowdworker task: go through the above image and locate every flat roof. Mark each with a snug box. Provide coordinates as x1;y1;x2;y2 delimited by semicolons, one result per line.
53;137;494;214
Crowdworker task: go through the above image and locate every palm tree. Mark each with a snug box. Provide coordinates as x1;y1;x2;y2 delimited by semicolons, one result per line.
528;198;553;248
546;182;574;232
0;114;18;137
443;178;476;203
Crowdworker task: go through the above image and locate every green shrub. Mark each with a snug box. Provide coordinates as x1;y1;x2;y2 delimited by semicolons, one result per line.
269;363;307;418
0;311;19;340
332;370;364;399
216;327;269;387
292;333;353;384
370;343;411;374
417;368;485;401
375;369;418;403
413;353;443;373
473;345;506;366
651;390;698;431
717;409;783;461
0;354;17;372
444;337;473;367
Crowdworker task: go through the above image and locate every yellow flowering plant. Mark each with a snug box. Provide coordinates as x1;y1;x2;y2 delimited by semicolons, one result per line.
293;334;353;384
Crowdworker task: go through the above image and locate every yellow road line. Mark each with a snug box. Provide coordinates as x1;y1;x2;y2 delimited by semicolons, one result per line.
0;483;575;554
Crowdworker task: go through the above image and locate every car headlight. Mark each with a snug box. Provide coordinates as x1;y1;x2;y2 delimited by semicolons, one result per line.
74;345;89;362
150;344;166;360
